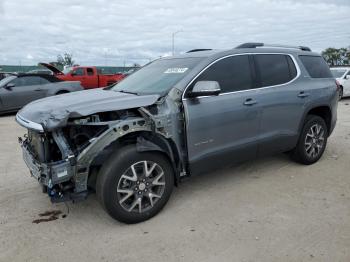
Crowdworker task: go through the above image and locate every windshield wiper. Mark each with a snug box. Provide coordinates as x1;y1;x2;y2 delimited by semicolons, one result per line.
118;90;139;95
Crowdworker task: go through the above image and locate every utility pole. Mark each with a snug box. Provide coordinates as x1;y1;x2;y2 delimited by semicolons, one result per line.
172;30;183;56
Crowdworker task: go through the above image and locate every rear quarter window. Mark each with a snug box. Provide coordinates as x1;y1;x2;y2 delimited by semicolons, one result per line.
254;54;297;87
299;55;332;78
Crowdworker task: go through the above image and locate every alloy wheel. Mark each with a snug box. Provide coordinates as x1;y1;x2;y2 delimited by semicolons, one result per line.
117;161;166;213
304;123;325;159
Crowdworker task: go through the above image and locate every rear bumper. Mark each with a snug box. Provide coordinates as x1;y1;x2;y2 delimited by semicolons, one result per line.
329;94;338;136
329;114;337;136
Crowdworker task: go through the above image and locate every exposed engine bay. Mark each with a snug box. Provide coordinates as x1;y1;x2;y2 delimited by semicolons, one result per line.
63;110;140;154
17;92;185;203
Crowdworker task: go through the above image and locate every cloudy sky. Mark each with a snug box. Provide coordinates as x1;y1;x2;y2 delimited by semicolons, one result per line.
0;0;349;66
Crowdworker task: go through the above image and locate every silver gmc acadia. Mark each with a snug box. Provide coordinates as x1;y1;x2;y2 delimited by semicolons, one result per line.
16;43;338;223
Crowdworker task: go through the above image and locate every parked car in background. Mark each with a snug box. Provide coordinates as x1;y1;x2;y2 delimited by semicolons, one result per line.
27;69;53;75
330;67;350;99
0;73;7;81
39;63;125;89
0;74;83;114
16;43;338;223
0;72;16;81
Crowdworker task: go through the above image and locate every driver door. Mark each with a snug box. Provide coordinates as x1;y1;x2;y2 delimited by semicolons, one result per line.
183;55;261;175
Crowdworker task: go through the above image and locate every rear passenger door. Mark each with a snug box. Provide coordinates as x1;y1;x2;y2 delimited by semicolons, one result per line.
252;54;305;155
183;55;261;175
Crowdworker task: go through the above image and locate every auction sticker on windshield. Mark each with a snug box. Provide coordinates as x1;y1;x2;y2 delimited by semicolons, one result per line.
164;68;188;74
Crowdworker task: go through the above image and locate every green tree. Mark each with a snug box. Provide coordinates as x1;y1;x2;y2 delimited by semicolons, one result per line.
57;53;75;67
339;48;349;65
322;48;340;66
322;47;350;66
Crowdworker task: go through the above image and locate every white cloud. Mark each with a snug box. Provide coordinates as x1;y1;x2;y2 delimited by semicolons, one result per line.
0;0;349;65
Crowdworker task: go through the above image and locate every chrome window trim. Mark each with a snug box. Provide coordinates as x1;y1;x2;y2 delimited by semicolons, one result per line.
16;114;44;132
182;52;301;100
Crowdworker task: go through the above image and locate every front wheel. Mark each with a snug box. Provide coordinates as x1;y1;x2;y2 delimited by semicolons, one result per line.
339;87;343;100
96;145;174;224
292;115;328;165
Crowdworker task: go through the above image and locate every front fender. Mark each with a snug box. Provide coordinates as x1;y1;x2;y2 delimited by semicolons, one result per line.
77;117;151;167
72;117;151;192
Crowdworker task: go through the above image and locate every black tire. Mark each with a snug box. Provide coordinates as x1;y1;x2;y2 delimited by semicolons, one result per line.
339;87;343;100
96;145;174;224
292;115;328;165
56;90;69;95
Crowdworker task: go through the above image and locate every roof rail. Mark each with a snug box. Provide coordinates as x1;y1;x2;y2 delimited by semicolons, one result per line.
186;49;212;53
235;42;311;52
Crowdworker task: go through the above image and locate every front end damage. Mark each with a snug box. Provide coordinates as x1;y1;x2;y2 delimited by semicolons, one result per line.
17;93;185;203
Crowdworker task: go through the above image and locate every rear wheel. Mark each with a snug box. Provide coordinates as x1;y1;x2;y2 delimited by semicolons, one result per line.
96;145;174;224
292;115;328;165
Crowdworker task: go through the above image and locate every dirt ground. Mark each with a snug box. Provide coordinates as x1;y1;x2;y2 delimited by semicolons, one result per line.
1;100;350;262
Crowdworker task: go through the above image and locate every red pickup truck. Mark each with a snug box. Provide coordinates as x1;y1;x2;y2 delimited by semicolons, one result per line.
40;63;125;89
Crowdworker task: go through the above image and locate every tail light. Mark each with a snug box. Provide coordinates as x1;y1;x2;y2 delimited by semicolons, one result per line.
335;80;341;91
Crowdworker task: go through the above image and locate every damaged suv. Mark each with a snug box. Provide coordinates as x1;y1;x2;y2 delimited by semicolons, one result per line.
17;43;338;223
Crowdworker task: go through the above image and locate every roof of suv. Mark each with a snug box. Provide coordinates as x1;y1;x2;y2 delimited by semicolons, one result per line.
166;43;322;93
168;43;320;60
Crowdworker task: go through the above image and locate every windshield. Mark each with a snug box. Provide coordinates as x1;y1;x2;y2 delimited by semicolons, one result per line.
0;76;16;87
112;57;202;95
331;69;347;78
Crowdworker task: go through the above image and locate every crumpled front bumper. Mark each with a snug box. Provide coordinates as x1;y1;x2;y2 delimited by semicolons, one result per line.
20;138;75;188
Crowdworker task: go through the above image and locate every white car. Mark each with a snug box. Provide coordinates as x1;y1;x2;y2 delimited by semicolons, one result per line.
330;67;350;99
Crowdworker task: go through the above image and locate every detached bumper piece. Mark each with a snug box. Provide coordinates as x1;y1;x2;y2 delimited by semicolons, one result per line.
49;190;88;203
19;137;87;202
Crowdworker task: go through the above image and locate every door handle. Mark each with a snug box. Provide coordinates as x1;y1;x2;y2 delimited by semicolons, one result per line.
298;91;309;98
243;98;257;106
34;89;42;91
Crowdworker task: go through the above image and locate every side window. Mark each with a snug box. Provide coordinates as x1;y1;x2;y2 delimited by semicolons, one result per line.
25;77;42;85
299;55;332;78
13;77;41;87
255;54;295;87
191;55;253;93
39;77;50;84
73;68;85;76
87;68;94;76
12;78;25;87
286;56;297;79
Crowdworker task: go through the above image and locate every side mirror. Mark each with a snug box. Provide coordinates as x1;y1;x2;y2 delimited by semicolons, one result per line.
187;81;221;98
4;83;15;90
345;75;350;80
